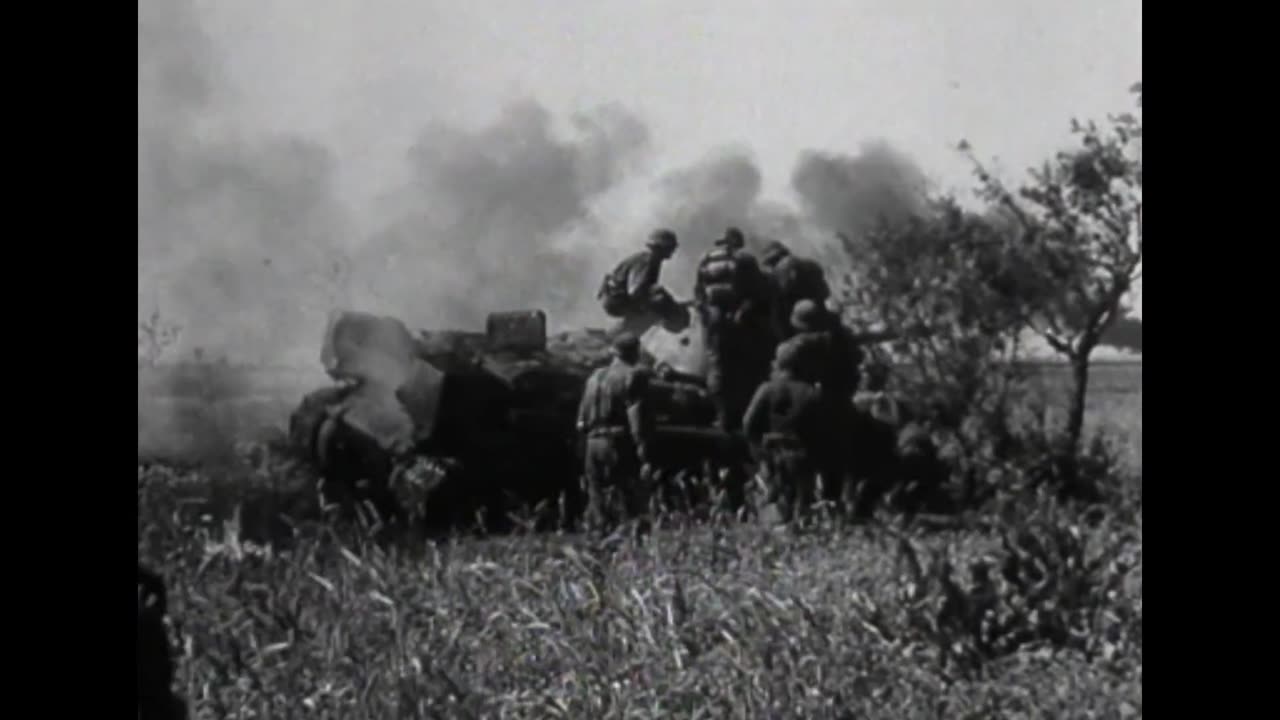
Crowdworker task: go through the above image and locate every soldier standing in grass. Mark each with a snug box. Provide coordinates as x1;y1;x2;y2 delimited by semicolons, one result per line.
597;229;683;339
576;332;655;536
742;344;826;525
774;300;870;518
778;300;925;520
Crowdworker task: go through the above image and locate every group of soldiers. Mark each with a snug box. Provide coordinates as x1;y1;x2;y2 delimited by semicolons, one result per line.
581;226;897;532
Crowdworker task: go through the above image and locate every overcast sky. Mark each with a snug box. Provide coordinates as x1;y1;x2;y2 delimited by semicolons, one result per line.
141;0;1141;362
196;0;1141;207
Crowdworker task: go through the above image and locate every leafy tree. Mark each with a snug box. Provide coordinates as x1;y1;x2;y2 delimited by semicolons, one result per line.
960;81;1142;455
835;197;1038;504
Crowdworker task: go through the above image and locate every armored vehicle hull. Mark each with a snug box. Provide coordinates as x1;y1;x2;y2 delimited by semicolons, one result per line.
288;308;749;533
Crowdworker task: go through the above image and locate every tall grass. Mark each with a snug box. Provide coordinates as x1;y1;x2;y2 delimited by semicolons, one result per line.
140;463;1140;719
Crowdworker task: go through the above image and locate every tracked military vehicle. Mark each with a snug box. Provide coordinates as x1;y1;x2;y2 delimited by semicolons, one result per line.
288;306;749;532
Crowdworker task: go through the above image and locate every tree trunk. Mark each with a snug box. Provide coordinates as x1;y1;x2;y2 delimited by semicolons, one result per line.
1065;352;1091;455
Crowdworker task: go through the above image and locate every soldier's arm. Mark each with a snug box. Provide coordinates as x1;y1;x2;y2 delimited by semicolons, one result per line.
625;369;654;449
576;374;597;432
742;384;769;448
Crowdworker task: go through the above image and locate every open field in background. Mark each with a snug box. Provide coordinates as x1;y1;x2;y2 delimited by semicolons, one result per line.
139;361;1140;717
138;361;1142;470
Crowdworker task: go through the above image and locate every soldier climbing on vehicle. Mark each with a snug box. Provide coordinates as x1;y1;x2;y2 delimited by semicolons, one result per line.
576;332;655;537
597;229;686;338
760;240;832;342
742;341;826;526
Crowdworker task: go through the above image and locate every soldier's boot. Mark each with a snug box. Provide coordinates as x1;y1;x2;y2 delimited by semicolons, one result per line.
582;480;607;539
628;470;655;541
814;468;843;524
719;463;748;520
839;475;865;526
769;468;796;526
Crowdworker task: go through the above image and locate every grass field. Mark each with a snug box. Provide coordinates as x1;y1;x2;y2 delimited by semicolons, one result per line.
139;361;1141;718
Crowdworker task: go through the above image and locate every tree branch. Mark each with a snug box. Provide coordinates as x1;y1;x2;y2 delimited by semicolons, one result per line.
1041;331;1075;357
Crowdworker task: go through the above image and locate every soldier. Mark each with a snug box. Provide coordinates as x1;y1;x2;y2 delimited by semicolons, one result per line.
139;563;186;720
597;229;682;338
774;299;868;517
692;227;772;432
760;240;831;342
742;346;826;525
779;300;925;519
575;332;655;536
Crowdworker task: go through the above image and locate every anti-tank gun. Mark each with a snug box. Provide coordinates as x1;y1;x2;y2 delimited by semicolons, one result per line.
288;307;741;533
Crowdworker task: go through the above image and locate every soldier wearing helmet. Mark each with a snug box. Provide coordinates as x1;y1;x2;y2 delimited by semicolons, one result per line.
771;299;867;518
575;332;655;536
692;227;772;432
742;341;826;525
760;240;832;342
778;299;928;519
597;229;683;338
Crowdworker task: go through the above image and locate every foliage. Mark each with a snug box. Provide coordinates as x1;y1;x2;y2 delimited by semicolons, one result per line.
833;196;1041;506
886;494;1140;682
828;82;1142;504
139;461;1140;719
963;81;1143;453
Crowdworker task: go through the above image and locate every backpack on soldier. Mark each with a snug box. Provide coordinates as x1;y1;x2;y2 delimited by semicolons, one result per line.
598;265;632;317
698;249;744;310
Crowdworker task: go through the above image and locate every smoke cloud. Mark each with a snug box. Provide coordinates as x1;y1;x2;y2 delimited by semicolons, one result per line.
791;141;932;239
350;100;651;331
143;1;1124;370
139;0;351;367
139;0;662;360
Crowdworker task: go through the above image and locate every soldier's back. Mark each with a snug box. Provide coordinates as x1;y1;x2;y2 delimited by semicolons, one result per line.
582;361;646;429
749;376;823;440
774;332;827;384
609;250;658;295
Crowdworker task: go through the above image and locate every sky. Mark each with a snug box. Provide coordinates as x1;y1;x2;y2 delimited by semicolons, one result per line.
199;0;1140;204
140;0;1141;363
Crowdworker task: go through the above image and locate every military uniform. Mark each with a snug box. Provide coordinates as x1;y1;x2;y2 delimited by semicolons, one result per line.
761;241;831;342
693;228;772;432
774;300;867;514
576;334;654;534
598;230;680;338
742;362;825;524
